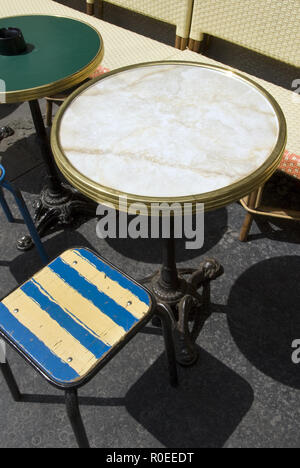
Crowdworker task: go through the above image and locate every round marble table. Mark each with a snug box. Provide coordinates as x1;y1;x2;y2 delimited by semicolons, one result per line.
51;61;286;365
0;15;104;249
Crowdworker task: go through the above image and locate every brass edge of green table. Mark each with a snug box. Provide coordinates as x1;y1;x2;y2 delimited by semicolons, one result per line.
0;15;104;103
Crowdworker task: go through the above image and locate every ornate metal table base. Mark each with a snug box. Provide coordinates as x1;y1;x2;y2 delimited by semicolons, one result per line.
142;260;223;366
0;126;14;141
16;100;96;250
141;231;224;367
17;184;97;251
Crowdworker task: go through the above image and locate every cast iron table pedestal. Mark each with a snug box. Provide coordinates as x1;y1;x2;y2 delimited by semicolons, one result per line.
0;126;14;141
141;219;224;366
17;100;96;251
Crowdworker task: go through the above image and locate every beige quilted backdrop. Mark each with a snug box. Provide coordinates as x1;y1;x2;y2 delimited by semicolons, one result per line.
190;0;300;67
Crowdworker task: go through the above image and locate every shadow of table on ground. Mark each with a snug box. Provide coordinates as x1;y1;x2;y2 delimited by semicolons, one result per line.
125;347;254;448
0;230;96;286
5;345;254;448
105;208;228;264
227;255;300;389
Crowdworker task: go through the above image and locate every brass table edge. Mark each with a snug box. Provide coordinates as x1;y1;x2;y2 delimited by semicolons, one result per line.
51;60;287;213
0;14;104;103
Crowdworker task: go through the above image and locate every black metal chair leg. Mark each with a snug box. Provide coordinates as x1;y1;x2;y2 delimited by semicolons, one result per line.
155;303;178;387
65;388;90;448
0;361;21;402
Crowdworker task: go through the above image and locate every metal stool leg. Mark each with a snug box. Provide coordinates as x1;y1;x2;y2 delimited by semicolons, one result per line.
155;303;178;387
65;388;90;448
0;187;14;222
0;339;21;402
0;356;21;402
11;186;48;264
2;180;48;264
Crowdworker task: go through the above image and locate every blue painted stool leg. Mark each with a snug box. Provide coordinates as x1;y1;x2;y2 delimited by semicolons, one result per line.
13;189;48;264
0;187;14;222
2;181;48;264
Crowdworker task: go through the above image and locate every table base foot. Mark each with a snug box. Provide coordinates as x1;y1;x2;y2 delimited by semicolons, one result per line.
17;184;97;251
0;127;14;141
141;259;224;366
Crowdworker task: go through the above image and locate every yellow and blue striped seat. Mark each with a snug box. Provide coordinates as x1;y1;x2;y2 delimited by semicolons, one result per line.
0;248;177;448
0;248;153;386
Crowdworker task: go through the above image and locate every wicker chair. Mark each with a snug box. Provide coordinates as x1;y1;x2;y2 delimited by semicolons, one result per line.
188;0;300;66
86;0;194;50
188;0;300;240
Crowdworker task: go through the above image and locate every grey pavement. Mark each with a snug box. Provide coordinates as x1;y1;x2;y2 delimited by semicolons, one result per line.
0;0;300;448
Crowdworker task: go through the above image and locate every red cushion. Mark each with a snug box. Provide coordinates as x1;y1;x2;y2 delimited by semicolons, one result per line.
89;65;110;79
278;150;300;180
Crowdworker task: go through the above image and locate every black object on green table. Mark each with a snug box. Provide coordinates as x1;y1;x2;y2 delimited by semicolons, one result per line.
0;27;26;55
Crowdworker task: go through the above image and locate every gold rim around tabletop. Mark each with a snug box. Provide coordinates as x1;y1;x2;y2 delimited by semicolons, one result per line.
0;15;104;103
51;61;287;214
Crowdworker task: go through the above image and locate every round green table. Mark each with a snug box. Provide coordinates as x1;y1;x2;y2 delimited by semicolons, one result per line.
0;15;104;249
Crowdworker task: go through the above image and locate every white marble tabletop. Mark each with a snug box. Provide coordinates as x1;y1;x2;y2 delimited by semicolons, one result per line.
58;63;281;199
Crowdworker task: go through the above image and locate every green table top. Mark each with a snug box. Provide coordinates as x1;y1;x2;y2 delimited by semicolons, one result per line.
0;15;104;103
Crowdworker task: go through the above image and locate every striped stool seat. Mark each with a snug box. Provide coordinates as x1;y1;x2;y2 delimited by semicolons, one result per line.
0;248;152;386
0;248;177;448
